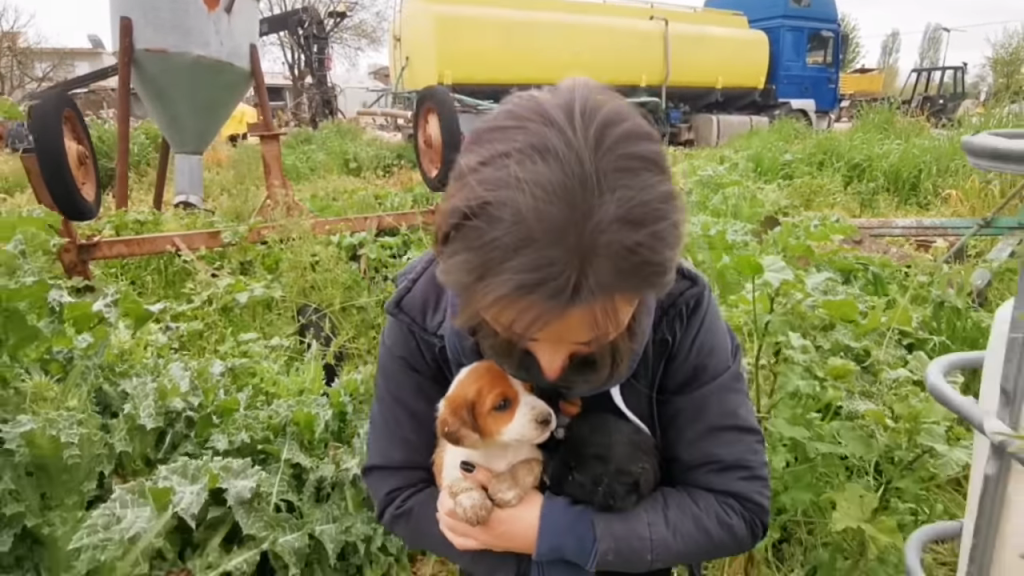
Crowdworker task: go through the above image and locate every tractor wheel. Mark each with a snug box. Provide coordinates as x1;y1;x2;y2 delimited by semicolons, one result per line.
27;92;102;222
413;85;462;192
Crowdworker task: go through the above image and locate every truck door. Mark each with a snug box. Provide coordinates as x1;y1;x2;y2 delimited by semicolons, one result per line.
804;28;839;112
775;27;839;114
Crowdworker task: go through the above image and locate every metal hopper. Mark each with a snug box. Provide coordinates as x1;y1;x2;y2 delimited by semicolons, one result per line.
109;0;260;209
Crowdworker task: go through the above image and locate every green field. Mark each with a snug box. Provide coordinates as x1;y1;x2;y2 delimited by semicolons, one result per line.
1;108;1022;575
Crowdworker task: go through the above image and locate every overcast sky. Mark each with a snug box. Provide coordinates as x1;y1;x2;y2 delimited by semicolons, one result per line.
11;0;1024;81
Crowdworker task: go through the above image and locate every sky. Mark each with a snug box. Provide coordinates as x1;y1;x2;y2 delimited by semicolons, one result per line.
11;0;1024;82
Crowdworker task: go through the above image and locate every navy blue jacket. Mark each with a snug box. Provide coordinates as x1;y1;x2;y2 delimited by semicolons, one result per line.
361;252;771;575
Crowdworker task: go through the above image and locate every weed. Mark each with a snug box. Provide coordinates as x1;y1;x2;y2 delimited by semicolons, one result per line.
0;112;1020;575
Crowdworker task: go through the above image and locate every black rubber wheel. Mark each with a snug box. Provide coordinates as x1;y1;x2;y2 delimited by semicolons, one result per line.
28;92;102;222
785;109;813;126
413;85;462;192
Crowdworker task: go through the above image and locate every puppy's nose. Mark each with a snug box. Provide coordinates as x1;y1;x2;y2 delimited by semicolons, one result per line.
536;412;553;428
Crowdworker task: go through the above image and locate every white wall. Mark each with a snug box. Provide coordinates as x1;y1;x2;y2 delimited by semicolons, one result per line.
336;84;389;118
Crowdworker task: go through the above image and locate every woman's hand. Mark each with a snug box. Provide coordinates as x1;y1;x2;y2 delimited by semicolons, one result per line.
436;464;543;556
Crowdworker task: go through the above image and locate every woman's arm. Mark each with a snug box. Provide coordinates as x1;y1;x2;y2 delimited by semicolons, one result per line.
589;282;771;571
361;317;532;576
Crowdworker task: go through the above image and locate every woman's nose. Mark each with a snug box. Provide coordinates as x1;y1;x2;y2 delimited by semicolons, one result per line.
531;347;569;382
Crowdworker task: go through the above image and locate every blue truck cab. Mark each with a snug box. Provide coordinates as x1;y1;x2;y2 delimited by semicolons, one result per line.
704;0;842;127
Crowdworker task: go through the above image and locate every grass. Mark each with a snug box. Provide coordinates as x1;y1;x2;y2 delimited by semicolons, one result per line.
1;106;1022;576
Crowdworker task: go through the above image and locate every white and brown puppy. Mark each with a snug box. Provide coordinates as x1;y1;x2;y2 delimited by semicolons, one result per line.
433;360;557;526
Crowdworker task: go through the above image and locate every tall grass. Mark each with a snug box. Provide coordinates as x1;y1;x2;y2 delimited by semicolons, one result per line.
679;106;1024;222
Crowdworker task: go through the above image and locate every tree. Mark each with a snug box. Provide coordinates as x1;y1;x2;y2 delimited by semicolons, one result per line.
983;24;1024;103
258;0;387;124
839;12;864;72
876;29;902;94
0;3;68;100
915;23;945;68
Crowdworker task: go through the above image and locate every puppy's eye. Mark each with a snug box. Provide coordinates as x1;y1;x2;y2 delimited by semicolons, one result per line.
494;398;511;412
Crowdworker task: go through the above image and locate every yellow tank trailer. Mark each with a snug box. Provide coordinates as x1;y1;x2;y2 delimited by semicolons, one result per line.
390;0;843;192
392;0;770;93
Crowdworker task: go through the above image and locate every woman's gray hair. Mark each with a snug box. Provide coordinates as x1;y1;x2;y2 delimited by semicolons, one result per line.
434;76;684;338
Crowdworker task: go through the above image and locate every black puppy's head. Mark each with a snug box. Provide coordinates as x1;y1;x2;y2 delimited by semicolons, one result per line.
546;410;660;512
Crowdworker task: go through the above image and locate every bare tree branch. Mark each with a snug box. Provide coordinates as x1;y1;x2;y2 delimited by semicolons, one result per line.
0;2;70;100
257;0;387;123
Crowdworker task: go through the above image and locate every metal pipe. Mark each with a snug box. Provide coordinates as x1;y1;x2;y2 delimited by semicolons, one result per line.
904;520;963;576
925;351;988;431
250;44;276;133
649;16;670;110
356;108;412;120
153;137;170;211
115;16;133;211
925;351;1024;465
64;209;435;263
941;179;1024;263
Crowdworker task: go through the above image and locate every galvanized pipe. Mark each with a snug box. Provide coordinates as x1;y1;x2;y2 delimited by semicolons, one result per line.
649;16;670;110
904;520;963;576
924;351;1024;466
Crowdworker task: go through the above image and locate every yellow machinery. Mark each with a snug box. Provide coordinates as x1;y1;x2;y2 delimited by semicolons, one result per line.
392;0;769;93
839;67;885;98
218;101;259;144
837;67;888;122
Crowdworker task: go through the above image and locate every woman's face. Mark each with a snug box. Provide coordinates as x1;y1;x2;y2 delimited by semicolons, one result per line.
481;296;639;384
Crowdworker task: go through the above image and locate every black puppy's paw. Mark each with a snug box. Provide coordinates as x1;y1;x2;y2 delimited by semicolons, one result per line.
546;411;660;512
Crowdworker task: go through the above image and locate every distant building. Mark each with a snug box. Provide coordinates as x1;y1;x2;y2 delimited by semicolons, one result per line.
368;65;391;87
333;68;389;118
31;46;117;90
258;71;300;114
16;43;148;119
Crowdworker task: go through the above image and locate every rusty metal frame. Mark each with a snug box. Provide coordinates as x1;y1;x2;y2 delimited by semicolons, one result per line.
52;210;434;280
18;26;435;281
115;16;133;211
850;217;1024;238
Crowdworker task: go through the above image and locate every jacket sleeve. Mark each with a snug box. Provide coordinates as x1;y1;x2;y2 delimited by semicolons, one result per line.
361;316;532;576
590;283;772;572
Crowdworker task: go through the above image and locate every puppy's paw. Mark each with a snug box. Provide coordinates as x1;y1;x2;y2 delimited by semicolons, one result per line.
449;483;493;526
488;458;543;508
487;475;527;508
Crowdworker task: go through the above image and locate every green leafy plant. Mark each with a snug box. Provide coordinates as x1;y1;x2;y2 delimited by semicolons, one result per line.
2;110;1021;576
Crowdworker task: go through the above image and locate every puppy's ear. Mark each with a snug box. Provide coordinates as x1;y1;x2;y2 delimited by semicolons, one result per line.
436;399;481;447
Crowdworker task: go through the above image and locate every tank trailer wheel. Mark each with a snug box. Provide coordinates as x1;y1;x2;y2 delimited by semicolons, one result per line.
413;85;462;192
27;91;102;222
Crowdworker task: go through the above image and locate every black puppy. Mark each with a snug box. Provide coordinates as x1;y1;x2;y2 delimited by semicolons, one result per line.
545;409;660;513
295;303;346;387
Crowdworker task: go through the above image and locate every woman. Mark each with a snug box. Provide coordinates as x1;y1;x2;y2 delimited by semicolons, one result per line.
361;78;770;576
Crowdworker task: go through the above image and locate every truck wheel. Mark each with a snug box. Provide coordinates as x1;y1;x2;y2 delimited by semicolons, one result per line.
413;85;462;192
785;109;813;127
27;92;102;222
